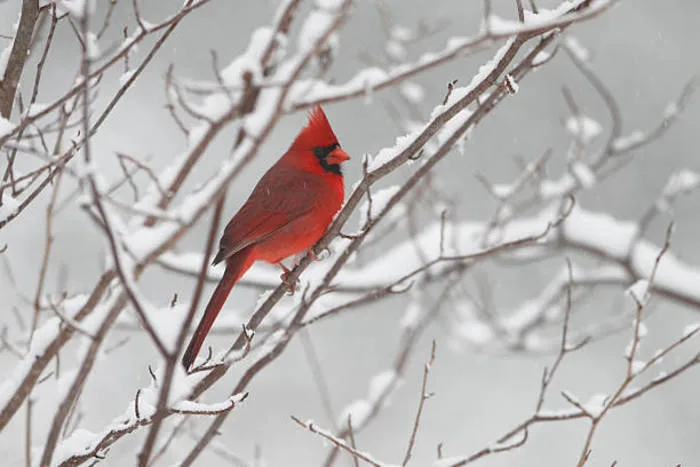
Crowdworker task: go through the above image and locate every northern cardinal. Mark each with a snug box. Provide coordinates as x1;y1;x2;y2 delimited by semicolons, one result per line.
182;107;350;369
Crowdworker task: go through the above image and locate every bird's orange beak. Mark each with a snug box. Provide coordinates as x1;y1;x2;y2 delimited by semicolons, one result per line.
327;147;350;165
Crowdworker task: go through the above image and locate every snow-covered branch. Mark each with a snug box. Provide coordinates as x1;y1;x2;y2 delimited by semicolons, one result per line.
0;0;696;465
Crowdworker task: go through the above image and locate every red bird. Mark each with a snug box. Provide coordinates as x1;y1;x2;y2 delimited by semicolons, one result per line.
182;107;350;369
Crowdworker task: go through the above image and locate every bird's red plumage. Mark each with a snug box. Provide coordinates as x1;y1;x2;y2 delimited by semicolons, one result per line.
290;106;340;151
182;106;349;369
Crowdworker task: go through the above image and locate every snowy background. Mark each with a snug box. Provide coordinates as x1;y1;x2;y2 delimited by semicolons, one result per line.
1;0;699;465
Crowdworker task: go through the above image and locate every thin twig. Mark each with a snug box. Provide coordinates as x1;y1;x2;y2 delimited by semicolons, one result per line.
401;340;436;466
291;416;387;467
300;329;338;430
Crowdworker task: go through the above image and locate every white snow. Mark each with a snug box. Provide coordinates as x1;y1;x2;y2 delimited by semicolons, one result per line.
439;38;516;115
182;28;273;123
453;299;495;346
1;6;20;78
662;169;700;198
625;279;650;306
385;40;406;61
337;370;398;428
651;349;665;363
297;9;335;55
118;70;136;87
571;162;596;188
337;399;371;427
287;67;388;108
315;0;345;10
86;32;99;60
221;27;271;87
0;318;61;410
435;107;473;156
286;26;511;111
504;74;519;95
653;370;668;382
637;321;648;338
565;36;590;61
683;323;700;338
368;370;397;402
500;263;628;336
458;318;495;346
367;127;423;172
118;29;141;56
400;82;424;103
486;15;522;35
611;130;644;152
565;114;602;144
391;25;413;42
53;429;98;463
0;194;20;220
631;360;646;375
58;0;96;18
663;102;679;120
0;116;14;139
172;393;246;413
4;294;85;410
0;44;11;79
524;1;581;24
491;183;512;199
563;205;638;259
484;1;599;37
583;393;608;418
25;103;48;117
631;242;700;305
399;301;422;329
539;175;576;198
358;185;400;228
53;394;147;464
532;50;551;66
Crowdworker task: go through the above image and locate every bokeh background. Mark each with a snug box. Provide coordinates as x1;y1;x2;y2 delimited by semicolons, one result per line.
1;0;699;465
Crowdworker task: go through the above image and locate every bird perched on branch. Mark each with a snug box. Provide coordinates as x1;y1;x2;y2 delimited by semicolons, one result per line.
182;107;350;369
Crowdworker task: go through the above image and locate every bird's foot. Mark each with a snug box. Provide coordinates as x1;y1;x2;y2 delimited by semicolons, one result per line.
280;271;299;294
309;246;332;261
278;263;299;294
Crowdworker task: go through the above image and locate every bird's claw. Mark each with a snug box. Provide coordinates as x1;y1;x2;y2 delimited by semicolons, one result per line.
310;246;331;261
280;270;299;294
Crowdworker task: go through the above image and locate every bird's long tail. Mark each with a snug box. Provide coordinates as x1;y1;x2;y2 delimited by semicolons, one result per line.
182;248;255;369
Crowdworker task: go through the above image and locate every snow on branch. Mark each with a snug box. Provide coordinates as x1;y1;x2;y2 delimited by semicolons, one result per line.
171;392;248;415
291;416;393;467
0;0;697;466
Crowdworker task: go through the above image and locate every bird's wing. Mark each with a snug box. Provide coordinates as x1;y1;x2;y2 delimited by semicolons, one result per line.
212;167;323;264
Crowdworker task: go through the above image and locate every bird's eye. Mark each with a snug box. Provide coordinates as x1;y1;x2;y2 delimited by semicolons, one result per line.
312;143;339;161
312;143;344;175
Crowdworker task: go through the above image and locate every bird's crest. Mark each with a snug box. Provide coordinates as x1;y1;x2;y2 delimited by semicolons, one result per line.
291;106;339;149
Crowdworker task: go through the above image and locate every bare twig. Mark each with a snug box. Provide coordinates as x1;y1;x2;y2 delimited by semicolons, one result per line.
300;329;338;430
291;416;388;467
401;340;436;466
31;168;63;339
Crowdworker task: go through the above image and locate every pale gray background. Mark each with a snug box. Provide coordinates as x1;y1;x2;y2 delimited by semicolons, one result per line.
1;1;699;466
